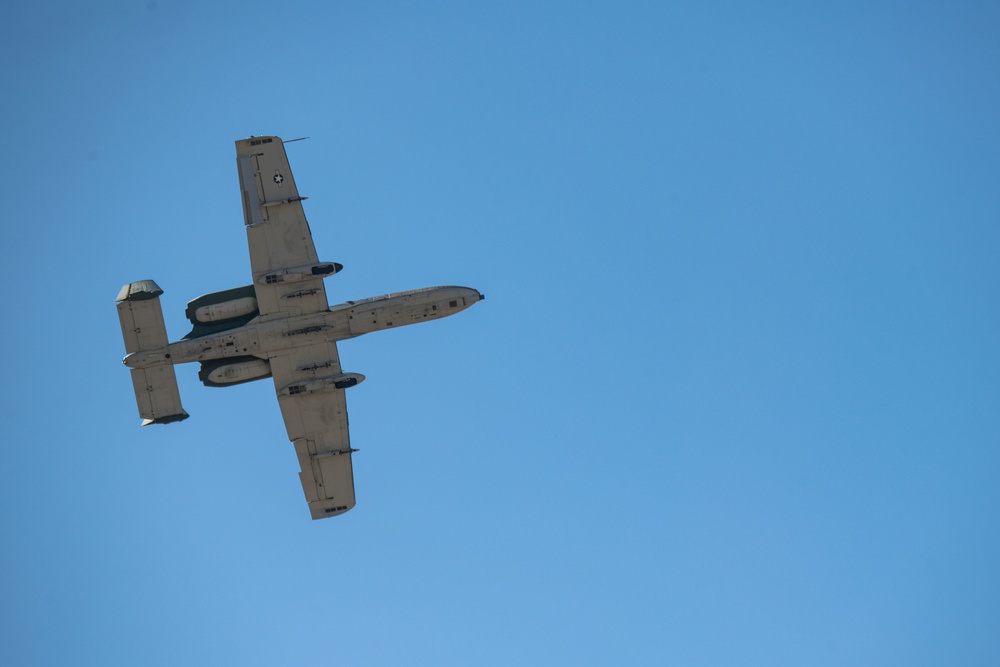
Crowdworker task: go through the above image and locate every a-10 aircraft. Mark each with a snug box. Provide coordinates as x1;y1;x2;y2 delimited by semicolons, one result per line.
116;135;483;519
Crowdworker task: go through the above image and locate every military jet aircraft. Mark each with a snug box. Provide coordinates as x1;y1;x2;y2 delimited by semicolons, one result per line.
116;135;483;519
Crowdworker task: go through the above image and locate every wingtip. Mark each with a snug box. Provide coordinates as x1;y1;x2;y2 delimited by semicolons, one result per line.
140;412;190;426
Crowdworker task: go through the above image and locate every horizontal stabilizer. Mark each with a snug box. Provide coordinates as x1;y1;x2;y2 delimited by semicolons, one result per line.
129;366;189;426
116;280;188;424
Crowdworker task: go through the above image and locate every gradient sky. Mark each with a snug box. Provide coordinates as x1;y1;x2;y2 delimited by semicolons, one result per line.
2;2;999;665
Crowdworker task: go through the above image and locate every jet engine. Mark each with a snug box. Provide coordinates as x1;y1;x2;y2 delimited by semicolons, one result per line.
183;285;260;339
199;356;272;387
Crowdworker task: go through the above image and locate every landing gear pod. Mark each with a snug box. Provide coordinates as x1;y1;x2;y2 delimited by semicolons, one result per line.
280;373;366;396
259;262;343;285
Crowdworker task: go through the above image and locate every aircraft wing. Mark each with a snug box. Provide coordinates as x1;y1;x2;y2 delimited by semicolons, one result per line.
268;340;357;519
236;136;331;319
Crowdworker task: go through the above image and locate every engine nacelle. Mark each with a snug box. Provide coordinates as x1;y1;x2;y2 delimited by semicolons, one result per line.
199;356;272;387
183;285;260;340
193;296;258;323
280;372;365;396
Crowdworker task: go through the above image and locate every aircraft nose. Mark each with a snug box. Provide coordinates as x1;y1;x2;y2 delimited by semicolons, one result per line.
462;288;484;304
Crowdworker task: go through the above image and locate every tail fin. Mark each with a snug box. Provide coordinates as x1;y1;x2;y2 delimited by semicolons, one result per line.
116;280;189;426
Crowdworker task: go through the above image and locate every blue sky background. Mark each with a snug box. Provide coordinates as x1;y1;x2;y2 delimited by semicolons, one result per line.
2;1;999;664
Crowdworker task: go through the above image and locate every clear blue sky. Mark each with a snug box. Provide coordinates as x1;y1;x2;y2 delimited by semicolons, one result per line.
2;1;999;664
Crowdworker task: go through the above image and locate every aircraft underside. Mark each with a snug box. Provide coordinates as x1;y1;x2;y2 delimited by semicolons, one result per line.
116;135;483;519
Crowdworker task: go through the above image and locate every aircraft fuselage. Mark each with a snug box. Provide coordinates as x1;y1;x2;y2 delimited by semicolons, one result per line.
124;285;482;370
